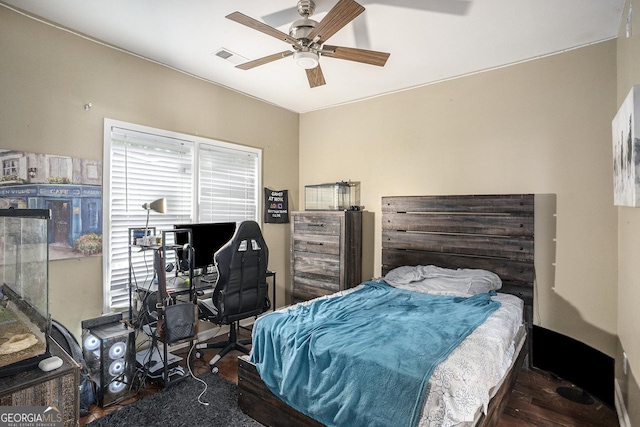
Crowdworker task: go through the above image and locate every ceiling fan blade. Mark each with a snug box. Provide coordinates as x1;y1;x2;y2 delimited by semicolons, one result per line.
236;51;293;70
322;45;389;66
307;0;365;44
226;11;299;46
306;65;326;88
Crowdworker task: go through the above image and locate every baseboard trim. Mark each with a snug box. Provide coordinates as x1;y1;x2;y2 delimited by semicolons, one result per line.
615;379;631;427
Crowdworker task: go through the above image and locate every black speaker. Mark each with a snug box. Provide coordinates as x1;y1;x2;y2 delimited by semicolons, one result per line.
82;321;135;407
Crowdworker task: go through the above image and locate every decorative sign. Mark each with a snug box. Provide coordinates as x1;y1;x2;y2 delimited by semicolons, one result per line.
264;188;289;223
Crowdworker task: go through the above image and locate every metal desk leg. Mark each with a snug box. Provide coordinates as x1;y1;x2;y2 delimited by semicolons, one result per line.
266;271;276;310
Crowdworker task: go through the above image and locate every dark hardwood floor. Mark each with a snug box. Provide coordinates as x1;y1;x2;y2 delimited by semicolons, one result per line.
80;329;619;427
498;367;618;427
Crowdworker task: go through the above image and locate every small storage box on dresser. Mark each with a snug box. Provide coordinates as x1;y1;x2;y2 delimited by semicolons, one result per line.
291;210;363;303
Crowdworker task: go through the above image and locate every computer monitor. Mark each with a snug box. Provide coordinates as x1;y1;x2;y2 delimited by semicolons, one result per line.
173;222;236;273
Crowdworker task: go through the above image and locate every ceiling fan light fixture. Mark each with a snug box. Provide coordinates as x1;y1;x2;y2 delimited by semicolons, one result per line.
294;51;319;69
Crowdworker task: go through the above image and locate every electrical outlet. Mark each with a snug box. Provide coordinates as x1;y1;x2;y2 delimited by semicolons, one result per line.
623;352;628;375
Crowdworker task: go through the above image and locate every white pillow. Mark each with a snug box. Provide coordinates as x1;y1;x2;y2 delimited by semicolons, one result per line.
383;265;502;296
382;265;425;285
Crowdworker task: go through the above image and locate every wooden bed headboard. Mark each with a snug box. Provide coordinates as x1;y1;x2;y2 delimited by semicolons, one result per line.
381;194;535;326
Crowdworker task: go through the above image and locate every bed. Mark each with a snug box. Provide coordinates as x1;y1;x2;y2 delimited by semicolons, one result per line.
238;194;535;427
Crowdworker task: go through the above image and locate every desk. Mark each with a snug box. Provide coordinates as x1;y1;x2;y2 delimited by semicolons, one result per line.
141;272;271;306
137;272;274;317
133;274;214;332
142;274;215;297
267;271;276;310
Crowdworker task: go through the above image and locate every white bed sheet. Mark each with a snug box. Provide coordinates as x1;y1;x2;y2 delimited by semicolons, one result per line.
416;292;524;427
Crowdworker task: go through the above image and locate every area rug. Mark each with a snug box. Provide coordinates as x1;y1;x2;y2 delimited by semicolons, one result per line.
87;372;263;427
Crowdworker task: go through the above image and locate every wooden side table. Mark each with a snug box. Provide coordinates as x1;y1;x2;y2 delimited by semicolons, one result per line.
0;339;80;427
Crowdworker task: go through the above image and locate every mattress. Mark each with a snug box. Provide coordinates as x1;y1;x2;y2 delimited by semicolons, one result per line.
417;292;524;426
251;281;524;427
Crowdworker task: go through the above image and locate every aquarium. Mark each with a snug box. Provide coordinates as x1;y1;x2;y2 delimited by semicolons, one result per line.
305;181;361;211
0;209;51;377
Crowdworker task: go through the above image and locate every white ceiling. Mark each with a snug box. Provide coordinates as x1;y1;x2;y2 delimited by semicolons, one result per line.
1;0;626;113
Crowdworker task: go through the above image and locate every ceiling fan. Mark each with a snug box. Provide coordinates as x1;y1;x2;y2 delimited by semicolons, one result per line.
226;0;390;88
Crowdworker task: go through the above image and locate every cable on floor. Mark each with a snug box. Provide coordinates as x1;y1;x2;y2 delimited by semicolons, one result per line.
187;341;210;406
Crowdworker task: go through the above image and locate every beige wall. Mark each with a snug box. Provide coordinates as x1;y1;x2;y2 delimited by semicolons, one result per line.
300;41;618;357
616;0;640;424
0;6;299;338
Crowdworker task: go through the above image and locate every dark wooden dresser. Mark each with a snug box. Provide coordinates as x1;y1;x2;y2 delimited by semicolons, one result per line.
0;339;80;427
291;210;363;303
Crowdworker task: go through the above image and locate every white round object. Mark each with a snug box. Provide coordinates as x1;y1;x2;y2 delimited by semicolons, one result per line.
108;380;127;393
109;359;125;376
83;334;100;351
294;51;319;69
38;356;63;372
108;342;127;360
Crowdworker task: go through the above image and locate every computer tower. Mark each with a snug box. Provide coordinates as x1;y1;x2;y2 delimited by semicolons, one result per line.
82;322;135;407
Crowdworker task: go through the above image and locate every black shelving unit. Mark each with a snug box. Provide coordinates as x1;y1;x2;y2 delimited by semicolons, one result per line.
128;228;197;388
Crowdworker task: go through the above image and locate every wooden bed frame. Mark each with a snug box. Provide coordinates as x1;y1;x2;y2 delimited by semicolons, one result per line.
238;194;535;427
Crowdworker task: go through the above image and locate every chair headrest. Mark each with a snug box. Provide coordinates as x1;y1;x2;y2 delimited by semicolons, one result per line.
214;220;268;268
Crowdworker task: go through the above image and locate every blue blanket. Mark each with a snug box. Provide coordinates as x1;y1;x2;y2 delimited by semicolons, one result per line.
250;281;501;427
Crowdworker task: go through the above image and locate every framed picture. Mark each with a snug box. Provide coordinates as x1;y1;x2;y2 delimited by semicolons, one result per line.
0;149;102;259
612;85;640;206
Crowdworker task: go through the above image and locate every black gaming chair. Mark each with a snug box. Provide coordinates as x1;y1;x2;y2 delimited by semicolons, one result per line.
196;221;270;370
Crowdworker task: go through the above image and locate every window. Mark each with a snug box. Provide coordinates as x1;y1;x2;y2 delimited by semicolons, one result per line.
199;144;260;222
2;159;18;176
87;164;99;180
103;119;261;313
49;156;70;179
88;201;99;229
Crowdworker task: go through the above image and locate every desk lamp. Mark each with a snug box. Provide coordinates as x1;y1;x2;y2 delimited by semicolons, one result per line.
142;197;166;244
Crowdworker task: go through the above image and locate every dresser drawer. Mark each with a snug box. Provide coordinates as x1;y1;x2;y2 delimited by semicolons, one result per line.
292;251;340;277
293;214;342;236
293;234;340;255
293;276;340;301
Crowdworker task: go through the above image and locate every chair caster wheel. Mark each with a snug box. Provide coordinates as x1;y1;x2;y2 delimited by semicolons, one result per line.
211;366;219;374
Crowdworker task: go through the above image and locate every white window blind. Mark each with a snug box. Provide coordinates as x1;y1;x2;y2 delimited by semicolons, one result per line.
199;144;259;223
103;119;261;313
